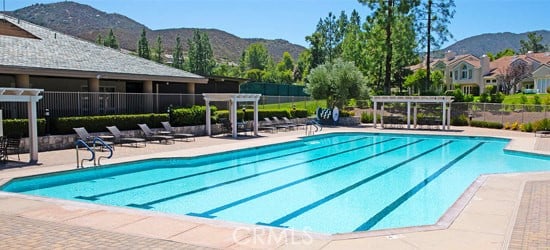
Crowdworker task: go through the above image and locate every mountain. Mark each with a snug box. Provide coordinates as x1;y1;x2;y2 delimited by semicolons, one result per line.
6;1;305;63
443;30;550;57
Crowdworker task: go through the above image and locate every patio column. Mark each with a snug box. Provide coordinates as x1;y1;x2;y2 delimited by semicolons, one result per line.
143;80;153;93
88;78;100;92
15;74;30;88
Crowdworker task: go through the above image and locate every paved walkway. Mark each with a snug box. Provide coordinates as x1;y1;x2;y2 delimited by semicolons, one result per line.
0;126;548;249
508;181;550;249
0;214;208;249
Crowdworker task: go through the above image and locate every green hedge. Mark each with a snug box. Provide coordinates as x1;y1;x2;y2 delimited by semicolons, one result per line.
451;114;469;126
2;119;46;137
3;107;310;136
532;118;550;132
470;120;503;129
171;106;217;126
55;114;169;134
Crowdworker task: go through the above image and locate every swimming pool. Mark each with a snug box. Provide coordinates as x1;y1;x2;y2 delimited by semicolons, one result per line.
2;132;549;234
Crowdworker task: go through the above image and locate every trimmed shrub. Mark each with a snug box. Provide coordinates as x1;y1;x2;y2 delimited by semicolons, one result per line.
289;109;308;118
470;120;503;129
360;112;381;123
451;114;468;126
520;122;534;132
55;114;169;134
2;118;46;137
171;106;216;126
533;118;550;132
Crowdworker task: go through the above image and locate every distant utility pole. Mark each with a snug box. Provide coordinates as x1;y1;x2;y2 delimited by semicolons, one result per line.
2;0;5;12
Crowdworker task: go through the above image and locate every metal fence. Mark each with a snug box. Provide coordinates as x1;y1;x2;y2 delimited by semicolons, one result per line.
452;102;549;125
0;91;313;119
2;92;548;125
355;102;549;125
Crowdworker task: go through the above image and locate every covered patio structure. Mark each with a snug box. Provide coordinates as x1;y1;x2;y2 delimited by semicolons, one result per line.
372;96;454;130
0;87;43;163
203;93;262;138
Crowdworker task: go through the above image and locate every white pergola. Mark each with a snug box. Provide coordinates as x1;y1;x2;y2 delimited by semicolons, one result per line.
203;93;262;138
372;96;454;130
0;88;44;163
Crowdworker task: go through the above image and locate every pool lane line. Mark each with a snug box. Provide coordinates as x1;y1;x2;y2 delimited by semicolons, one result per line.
189;139;425;218
75;135;374;201
354;142;485;231
127;138;406;209
263;140;454;228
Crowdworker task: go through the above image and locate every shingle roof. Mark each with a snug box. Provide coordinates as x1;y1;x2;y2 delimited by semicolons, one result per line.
0;14;206;83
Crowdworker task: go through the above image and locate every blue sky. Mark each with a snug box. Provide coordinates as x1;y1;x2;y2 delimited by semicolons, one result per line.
4;0;549;48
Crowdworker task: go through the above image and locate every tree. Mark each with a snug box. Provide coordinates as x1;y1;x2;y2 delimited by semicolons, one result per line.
243;43;271;70
497;60;530;94
306;59;367;108
172;36;184;69
104;29;119;49
295;50;312;82
187;30;215;75
496;48;516;59
415;0;455;91
152;35;164;63
277;52;294;72
137;28;150;60
96;34;103;45
359;0;417;94
361;12;417;94
305;32;326;69
341;10;365;72
520;32;545;54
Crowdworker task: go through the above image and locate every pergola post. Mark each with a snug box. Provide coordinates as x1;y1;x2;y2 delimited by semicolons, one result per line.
414;103;418;128
254;100;259;136
380;103;384;128
406;101;411;129
205;99;211;136
447;104;452;130
373;101;377;128
231;98;238;138
442;102;447;130
27;100;39;163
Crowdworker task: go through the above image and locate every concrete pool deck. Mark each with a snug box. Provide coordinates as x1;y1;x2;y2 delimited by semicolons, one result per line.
0;126;549;249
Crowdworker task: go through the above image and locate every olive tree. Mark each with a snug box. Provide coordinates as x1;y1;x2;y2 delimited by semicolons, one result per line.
306;58;368;108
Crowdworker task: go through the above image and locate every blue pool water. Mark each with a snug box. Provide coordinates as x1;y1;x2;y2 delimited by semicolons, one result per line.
2;132;549;234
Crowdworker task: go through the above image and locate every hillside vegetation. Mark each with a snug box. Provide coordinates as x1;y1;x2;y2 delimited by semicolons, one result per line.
8;1;305;63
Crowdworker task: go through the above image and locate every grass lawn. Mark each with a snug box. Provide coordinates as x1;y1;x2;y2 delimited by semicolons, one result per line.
502;93;550;105
259;99;327;115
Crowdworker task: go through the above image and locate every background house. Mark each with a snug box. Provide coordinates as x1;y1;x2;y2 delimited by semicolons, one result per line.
411;50;550;95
